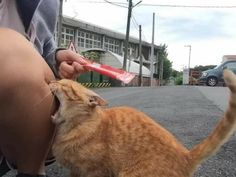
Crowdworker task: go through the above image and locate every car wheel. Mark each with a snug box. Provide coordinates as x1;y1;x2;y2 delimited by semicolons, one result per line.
206;77;217;86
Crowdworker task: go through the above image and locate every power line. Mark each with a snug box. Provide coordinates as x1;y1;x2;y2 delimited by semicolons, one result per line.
103;0;127;8
131;15;139;31
75;1;236;8
139;4;236;8
75;0;127;5
130;12;149;43
76;0;125;3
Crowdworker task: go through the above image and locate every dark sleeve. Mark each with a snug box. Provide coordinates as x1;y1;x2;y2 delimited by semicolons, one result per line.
45;51;60;78
44;44;67;79
43;37;60;78
18;0;61;78
40;0;60;78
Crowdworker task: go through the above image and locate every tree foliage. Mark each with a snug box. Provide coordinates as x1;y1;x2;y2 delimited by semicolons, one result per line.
81;51;101;62
158;44;172;80
171;69;179;78
171;69;183;85
193;65;216;71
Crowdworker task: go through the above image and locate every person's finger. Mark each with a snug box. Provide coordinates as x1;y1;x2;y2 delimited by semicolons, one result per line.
58;62;76;79
59;61;75;75
59;70;74;79
57;50;86;65
73;62;88;74
67;51;88;65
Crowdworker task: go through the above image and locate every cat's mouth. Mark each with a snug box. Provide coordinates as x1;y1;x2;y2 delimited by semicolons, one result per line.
50;91;64;124
51;95;61;123
54;96;60;111
49;81;64;124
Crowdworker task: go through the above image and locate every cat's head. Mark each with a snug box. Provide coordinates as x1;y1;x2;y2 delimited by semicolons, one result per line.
49;79;107;125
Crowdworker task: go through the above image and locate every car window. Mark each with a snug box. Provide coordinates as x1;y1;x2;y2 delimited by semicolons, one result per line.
224;62;236;69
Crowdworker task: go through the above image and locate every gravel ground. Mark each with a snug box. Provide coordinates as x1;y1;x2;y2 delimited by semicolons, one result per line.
3;86;236;177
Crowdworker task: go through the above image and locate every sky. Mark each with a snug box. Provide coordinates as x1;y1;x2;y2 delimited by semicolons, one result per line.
63;0;236;71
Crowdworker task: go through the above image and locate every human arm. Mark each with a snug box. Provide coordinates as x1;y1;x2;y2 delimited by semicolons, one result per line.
44;48;87;79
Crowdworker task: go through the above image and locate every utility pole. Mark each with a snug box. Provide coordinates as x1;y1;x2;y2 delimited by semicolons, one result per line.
150;13;155;87
187;45;192;70
184;45;192;83
159;55;163;86
123;0;142;71
58;0;63;47
123;0;133;71
138;25;143;86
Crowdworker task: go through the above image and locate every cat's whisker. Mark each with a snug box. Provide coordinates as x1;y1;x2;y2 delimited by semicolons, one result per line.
31;81;57;108
33;90;53;109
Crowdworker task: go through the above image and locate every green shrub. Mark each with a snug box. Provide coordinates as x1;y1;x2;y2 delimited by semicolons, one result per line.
175;76;183;85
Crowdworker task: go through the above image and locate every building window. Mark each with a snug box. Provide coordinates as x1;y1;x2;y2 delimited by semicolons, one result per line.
128;43;136;58
122;43;136;58
104;37;120;54
78;31;86;48
77;31;101;49
61;26;74;47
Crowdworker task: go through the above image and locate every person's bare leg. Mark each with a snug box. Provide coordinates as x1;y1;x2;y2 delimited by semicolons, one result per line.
0;28;56;175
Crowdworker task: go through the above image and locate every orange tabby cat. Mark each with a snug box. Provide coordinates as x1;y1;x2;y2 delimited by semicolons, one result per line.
50;70;236;177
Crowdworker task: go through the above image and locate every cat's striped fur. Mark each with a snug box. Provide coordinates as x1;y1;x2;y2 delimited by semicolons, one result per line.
50;69;236;177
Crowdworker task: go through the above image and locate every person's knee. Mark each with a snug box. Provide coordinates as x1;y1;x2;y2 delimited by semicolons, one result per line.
0;30;27;69
0;28;34;56
0;28;55;117
0;63;42;101
0;27;54;78
0;28;55;95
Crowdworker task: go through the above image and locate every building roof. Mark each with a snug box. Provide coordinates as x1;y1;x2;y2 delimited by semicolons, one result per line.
110;52;151;77
222;55;236;62
62;16;160;49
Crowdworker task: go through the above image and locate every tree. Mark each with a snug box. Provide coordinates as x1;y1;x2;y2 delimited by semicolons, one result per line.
171;69;183;85
158;44;172;80
193;65;216;72
81;51;101;62
171;69;179;78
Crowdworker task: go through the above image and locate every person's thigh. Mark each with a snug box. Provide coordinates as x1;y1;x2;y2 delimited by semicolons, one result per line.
0;28;56;175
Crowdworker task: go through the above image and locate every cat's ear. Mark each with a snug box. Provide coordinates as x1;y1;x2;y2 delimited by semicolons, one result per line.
87;90;108;107
71;82;108;107
88;95;108;107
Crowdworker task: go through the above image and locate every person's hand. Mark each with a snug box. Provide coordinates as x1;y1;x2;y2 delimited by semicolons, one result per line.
56;49;88;79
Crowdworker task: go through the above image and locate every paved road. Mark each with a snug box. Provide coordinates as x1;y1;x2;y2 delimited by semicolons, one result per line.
4;85;236;177
197;86;230;111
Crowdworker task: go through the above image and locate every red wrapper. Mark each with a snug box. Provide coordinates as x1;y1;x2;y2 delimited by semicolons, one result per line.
78;55;135;84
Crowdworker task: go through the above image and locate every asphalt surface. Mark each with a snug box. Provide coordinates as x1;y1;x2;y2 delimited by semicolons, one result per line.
3;85;236;177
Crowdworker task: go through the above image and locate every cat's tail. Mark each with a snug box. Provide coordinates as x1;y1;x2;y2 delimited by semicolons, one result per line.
189;69;236;170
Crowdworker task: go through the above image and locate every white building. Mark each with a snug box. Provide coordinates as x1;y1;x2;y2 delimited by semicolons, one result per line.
56;16;160;86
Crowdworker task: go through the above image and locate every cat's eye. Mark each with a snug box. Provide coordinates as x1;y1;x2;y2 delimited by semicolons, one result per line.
88;96;98;107
89;97;96;103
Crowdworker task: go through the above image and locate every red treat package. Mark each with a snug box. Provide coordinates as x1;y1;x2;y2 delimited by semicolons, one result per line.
78;55;135;84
